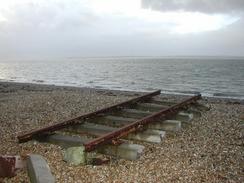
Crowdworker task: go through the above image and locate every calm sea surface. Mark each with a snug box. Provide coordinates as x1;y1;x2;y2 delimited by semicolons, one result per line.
0;58;243;99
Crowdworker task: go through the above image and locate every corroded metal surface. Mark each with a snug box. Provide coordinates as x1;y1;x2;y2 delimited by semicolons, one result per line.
0;156;25;178
84;94;201;152
17;90;161;143
17;90;201;153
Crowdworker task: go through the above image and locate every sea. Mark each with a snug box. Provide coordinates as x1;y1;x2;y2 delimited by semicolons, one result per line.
0;57;243;99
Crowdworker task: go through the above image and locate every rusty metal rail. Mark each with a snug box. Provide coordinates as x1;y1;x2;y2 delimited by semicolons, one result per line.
17;90;161;143
17;90;201;153
84;94;201;152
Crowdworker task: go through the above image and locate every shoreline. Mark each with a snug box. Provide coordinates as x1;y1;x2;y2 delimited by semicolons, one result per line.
0;81;243;182
1;81;243;104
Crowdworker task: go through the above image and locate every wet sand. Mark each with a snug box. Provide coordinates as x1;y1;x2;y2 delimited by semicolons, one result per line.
0;81;243;183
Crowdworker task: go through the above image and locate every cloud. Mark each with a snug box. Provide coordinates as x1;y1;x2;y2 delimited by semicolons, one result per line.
141;0;244;14
0;0;98;32
0;0;243;59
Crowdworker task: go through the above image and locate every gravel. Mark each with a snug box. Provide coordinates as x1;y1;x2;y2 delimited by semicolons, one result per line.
0;82;243;183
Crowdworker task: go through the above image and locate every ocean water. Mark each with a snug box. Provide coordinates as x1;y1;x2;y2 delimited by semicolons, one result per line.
0;58;243;99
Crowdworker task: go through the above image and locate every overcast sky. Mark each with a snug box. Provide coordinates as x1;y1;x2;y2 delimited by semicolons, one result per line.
0;0;243;60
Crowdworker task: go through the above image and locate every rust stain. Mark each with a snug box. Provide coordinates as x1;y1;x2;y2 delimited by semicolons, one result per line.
17;90;161;143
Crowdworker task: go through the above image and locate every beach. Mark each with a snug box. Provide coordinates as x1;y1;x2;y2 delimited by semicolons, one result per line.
0;81;243;183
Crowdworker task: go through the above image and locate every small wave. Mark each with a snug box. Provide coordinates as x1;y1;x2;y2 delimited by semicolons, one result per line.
161;89;201;95
32;79;44;83
213;92;244;99
87;81;94;84
94;86;103;89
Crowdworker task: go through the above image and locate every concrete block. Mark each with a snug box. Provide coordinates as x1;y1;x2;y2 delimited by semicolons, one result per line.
175;112;193;123
240;115;244;124
41;134;144;161
143;129;166;136
68;122;117;136
187;108;202;118
63;146;87;165
240;124;244;138
149;98;176;106
27;154;55;183
45;134;89;148
148;120;181;131
119;108;152;118
99;143;145;160
240;124;244;129
104;115;136;122
136;103;166;111
94;115;136;126
194;102;211;111
126;132;164;143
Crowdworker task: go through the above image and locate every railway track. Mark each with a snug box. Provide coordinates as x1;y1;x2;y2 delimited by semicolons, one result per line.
17;90;204;165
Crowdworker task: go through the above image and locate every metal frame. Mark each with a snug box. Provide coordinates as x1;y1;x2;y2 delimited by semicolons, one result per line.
84;94;201;152
17;90;161;143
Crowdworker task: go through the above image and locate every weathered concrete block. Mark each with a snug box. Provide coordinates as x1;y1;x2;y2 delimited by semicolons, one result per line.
148;120;181;131
240;124;244;138
136;103;166;111
104;115;136;122
194;102;211;111
99;143;144;160
149;98;176;106
187;108;202;118
240;115;244;124
143;129;166;136
175;112;193;123
240;124;244;129
119;108;152;118
63;146;88;165
126;132;164;143
27;154;55;183
94;115;136;126
45;134;89;148
67;122;116;136
41;134;144;161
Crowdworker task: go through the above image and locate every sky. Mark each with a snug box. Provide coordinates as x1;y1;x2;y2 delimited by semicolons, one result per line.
0;0;243;60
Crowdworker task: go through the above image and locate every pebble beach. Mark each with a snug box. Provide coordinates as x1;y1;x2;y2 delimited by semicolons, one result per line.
0;81;243;183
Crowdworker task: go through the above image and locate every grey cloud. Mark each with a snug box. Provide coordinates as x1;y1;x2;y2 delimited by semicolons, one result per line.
141;0;244;14
1;1;98;32
0;0;244;59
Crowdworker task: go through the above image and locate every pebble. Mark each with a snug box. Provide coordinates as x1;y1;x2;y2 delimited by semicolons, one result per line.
0;82;243;182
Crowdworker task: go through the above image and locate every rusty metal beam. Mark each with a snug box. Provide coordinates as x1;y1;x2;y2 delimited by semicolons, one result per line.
0;156;25;178
17;90;161;143
84;94;201;152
